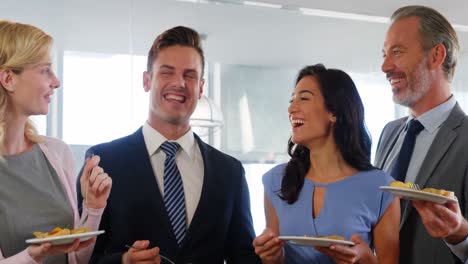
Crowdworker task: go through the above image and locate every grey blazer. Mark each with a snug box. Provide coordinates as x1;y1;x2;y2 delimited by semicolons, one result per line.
375;103;468;264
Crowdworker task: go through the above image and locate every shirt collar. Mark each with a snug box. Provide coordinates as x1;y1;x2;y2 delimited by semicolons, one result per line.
142;121;196;160
405;95;456;134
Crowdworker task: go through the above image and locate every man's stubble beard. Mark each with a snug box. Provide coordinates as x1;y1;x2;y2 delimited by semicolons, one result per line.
393;58;432;108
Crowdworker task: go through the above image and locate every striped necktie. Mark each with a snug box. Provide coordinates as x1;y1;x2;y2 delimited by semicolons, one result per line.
160;141;186;247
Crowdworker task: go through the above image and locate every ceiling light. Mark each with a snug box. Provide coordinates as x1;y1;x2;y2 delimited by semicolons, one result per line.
244;1;282;9
299;7;389;24
453;24;468;32
175;0;209;3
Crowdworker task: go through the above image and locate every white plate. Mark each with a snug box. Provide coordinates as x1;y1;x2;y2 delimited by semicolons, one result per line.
26;230;105;245
380;186;457;204
279;236;354;247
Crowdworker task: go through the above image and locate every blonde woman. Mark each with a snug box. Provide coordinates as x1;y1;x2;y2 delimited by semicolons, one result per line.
0;20;112;264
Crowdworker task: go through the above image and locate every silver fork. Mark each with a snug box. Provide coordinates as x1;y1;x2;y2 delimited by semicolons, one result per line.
77;178;89;228
411;183;421;190
125;245;176;264
78;154;94;228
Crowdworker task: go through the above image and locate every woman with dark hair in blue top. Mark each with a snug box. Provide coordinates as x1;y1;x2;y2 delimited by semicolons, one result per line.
253;64;400;264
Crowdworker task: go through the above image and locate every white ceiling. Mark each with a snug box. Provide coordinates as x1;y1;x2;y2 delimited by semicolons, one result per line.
2;0;468;81
149;0;468;76
263;0;468;25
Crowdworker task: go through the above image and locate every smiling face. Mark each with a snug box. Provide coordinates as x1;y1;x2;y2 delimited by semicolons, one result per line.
6;55;60;117
143;45;204;133
381;16;432;108
288;76;335;147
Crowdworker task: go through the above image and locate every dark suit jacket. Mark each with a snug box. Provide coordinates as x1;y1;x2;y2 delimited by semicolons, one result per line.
375;103;468;264
78;128;260;264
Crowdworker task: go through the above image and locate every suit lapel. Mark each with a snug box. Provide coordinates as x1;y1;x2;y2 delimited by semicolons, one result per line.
415;104;464;187
401;104;464;226
128;128;177;244
415;130;456;187
400;129;457;226
375;119;406;169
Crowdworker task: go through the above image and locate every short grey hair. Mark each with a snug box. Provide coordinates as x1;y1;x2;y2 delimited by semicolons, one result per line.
391;5;459;82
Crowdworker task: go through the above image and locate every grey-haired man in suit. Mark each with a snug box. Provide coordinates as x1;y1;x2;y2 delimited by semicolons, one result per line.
376;5;468;264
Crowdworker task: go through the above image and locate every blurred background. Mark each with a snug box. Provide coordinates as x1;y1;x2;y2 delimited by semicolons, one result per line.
2;0;468;234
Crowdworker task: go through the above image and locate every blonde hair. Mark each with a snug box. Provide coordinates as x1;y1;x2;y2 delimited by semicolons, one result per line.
0;20;52;149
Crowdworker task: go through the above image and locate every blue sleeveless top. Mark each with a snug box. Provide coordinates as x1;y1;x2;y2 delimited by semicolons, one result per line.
263;164;394;264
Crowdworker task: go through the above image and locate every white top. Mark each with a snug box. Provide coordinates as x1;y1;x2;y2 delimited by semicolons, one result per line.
142;122;204;225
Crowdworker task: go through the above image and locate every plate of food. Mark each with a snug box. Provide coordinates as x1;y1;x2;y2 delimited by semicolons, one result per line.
26;227;105;245
278;235;354;247
380;181;457;204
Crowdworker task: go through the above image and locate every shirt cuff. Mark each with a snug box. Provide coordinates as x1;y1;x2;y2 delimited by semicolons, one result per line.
85;206;105;216
446;236;468;261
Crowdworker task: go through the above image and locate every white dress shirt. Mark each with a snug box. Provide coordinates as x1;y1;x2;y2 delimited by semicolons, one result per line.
142;122;204;226
448;237;468;263
381;96;468;260
382;96;456;183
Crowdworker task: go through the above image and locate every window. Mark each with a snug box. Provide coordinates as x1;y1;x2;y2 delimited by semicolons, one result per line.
63;51;148;145
30;115;47;136
244;163;276;235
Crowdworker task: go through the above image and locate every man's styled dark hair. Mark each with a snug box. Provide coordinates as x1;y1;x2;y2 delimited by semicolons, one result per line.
147;26;205;76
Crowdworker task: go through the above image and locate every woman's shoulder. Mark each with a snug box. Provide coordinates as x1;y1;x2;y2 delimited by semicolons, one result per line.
38;136;71;157
39;136;68;149
355;169;394;186
262;163;287;187
263;163;287;179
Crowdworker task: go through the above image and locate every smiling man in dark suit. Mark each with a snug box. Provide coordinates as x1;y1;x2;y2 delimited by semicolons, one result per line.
78;26;259;264
376;5;468;264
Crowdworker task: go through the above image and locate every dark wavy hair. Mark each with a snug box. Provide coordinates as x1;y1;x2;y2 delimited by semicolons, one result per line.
280;64;374;204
